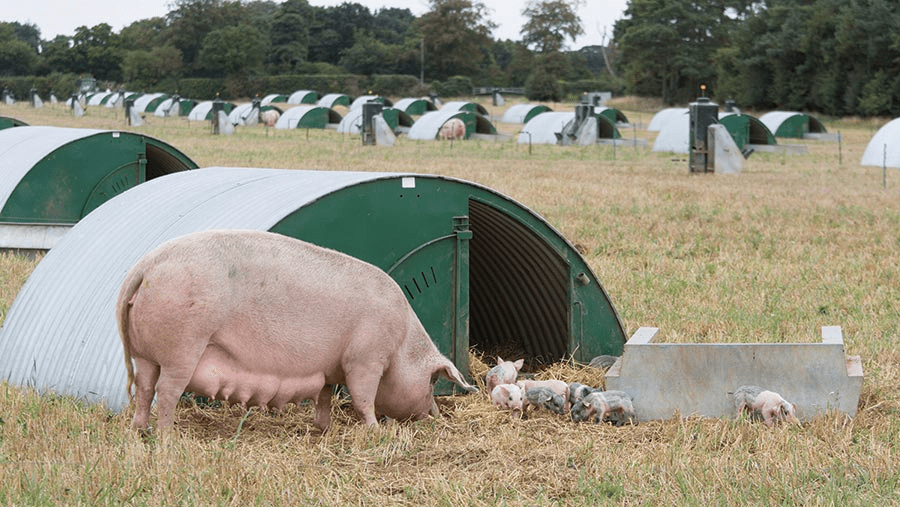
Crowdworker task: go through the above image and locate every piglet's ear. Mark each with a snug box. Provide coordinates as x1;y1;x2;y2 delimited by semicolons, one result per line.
513;359;524;369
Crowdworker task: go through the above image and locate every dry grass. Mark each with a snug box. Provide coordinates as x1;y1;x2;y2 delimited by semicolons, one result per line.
1;98;899;505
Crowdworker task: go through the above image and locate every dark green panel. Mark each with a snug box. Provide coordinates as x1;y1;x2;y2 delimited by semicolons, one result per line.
1;133;148;224
775;115;808;138
270;175;627;370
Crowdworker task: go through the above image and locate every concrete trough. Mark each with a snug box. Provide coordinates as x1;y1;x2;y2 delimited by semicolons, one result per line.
605;326;863;422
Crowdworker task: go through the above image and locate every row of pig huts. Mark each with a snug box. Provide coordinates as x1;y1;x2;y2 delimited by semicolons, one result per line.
0;95;871;423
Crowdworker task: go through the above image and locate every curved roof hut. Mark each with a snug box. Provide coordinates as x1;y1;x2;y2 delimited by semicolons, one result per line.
86;91;114;107
0;126;198;250
274;105;341;129
596;106;629;125
337;107;414;135
261;93;289;105
133;93;168;113
648;108;687;132
759;111;827;138
653;111;776;153
441;101;489;116
153;97;195;117
501;104;552;124
0;116;27;130
518;111;620;145
861;117;900;167
519;112;575;144
350;95;393;110
718;112;776;149
393;97;438;116
0;167;627;410
287;90;318;104
318;93;351;109
408;110;497;140
188;100;237;121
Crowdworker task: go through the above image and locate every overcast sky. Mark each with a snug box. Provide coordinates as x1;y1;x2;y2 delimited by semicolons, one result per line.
2;0;626;49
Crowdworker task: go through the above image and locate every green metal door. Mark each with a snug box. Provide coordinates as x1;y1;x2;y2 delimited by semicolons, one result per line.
387;216;471;393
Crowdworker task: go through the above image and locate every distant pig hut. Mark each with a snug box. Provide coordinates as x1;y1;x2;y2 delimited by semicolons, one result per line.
0;168;626;410
408;110;497;140
0;126;197;251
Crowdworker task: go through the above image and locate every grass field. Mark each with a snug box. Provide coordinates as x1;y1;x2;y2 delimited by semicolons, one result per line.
1;98;898;505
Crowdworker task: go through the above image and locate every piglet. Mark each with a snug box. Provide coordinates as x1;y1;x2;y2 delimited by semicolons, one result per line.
523;386;566;416
568;382;599;408
516;379;570;411
485;357;524;393
733;385;800;427
588;355;619;370
571;390;636;426
491;383;524;418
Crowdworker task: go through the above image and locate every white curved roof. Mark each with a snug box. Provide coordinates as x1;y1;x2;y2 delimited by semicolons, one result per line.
188;101;214;121
408;110;465;140
861;117;900;167
502;104;546;124
517;112;574;144
648;107;688;131
133;93;167;112
228;103;257;125
318;93;350;108
651;110;690;153
261;94;287;105
0;168;406;411
287;90;317;104
87;92;113;106
337;108;365;134
274;105;315;129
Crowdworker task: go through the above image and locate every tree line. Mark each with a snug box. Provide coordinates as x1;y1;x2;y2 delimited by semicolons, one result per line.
615;0;900;115
0;0;610;102
3;0;899;116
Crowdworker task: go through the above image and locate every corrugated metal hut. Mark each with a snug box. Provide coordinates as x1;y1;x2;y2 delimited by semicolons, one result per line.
441;101;489;115
861;117;900;168
501;104;552;124
188;100;237;121
350;95;393;110
0;167;627;410
718;112;776;150
287;90;318;104
0;126;198;250
261;94;289;105
393;97;438;116
133;93;168;113
337;107;414;135
318;93;351;109
408;110;496;140
759;111;827;138
274;105;341;129
518;111;620;145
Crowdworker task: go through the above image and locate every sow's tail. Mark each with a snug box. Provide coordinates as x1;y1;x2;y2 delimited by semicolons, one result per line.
434;357;478;393
115;268;144;403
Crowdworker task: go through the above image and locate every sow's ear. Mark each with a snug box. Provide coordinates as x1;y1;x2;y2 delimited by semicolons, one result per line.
431;362;478;393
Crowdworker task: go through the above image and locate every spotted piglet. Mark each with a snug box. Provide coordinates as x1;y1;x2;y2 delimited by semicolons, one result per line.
571;390;636;426
733;385;800;427
522;386;566;416
516;379;570;412
485;357;524;393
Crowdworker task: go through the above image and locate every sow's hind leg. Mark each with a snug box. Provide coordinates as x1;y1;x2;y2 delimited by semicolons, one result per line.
131;356;160;430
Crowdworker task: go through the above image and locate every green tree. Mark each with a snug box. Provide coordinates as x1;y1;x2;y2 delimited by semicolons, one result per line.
525;53;565;101
0;23;38;76
614;0;735;104
197;25;267;76
269;0;313;72
70;24;123;81
121;45;183;85
416;0;496;81
167;0;245;71
520;0;584;53
308;3;373;64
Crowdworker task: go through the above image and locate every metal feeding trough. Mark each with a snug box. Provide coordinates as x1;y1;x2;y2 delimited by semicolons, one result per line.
0;126;197;251
0;168;627;410
605;326;863;422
